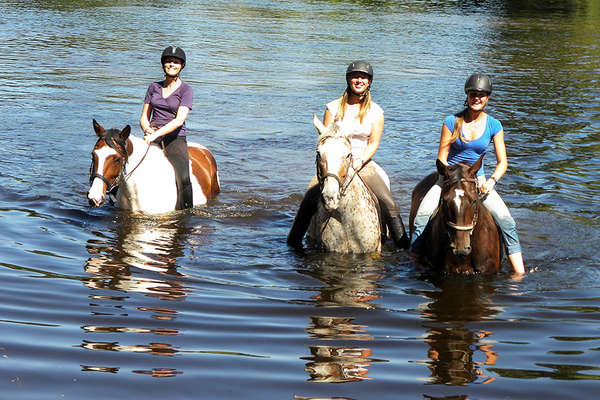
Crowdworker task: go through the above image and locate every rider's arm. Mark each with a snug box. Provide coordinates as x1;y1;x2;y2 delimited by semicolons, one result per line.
140;103;153;135
357;114;384;167
436;123;453;164
144;106;190;144
480;129;508;194
323;108;334;127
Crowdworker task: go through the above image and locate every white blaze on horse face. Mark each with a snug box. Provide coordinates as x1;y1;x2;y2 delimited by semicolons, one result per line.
319;138;348;211
88;145;118;205
453;189;465;210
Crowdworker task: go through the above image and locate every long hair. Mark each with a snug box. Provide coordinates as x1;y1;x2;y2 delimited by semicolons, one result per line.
335;87;372;124
450;107;469;143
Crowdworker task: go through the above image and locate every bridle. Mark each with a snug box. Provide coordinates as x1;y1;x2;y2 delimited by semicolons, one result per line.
442;177;481;233
316;136;359;198
89;134;130;200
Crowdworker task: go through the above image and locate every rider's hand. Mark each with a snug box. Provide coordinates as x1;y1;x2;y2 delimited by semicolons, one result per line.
352;158;363;171
480;177;496;195
144;130;158;144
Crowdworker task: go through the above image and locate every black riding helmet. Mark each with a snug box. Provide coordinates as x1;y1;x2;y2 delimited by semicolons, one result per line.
464;73;492;95
346;60;373;81
161;46;186;68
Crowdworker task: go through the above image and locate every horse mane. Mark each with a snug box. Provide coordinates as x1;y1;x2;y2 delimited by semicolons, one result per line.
100;128;129;160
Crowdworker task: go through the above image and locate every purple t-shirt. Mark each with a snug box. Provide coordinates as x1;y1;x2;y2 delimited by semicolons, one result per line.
144;81;193;137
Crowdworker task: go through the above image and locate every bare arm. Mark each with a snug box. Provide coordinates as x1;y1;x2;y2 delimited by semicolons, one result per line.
436;123;453;164
143;106;190;144
139;103;153;135
323;108;334;127
359;113;384;164
480;129;508;194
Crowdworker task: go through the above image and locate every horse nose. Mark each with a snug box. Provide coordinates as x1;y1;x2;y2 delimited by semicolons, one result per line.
87;191;104;207
323;195;339;211
452;245;472;257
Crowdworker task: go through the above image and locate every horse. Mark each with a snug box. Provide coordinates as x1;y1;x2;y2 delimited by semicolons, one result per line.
302;115;383;253
87;119;220;214
408;155;502;274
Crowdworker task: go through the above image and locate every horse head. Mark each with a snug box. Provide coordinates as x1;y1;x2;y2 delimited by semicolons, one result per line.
436;154;484;257
87;119;131;207
313;115;353;211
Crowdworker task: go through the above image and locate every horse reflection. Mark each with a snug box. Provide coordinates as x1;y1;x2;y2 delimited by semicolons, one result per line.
417;277;500;386
298;256;387;382
84;214;192;300
302;345;376;383
81;214;202;367
299;255;385;309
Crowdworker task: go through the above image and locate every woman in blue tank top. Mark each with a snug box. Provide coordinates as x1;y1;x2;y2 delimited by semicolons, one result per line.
412;73;525;276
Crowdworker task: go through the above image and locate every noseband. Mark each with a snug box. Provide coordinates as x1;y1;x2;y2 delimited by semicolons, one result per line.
443;177;481;232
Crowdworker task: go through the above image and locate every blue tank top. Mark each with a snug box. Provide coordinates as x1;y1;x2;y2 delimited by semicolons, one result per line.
444;114;502;176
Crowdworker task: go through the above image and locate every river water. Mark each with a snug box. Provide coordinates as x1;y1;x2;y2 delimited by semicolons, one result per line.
1;0;599;399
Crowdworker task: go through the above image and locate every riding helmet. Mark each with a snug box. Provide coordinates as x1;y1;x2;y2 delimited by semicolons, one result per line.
346;60;373;81
161;46;186;68
464;73;492;94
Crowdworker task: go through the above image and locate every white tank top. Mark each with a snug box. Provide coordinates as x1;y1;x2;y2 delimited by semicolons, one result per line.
326;98;384;158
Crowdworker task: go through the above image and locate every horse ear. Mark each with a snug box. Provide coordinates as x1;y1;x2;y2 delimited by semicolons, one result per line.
468;154;485;177
120;125;131;140
93;119;105;137
313;114;326;136
436;159;450;177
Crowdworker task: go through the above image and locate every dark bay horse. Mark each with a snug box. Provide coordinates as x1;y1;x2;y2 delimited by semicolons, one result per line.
409;155;502;274
88;120;219;213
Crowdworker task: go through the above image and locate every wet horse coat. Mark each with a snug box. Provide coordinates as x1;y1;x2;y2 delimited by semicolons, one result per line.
409;156;502;274
88;120;219;213
305;116;382;253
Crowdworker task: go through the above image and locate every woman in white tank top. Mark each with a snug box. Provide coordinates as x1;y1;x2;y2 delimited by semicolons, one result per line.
287;61;408;250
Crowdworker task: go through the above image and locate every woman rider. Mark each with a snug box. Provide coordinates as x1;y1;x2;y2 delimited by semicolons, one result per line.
140;46;194;210
411;73;525;276
287;61;409;249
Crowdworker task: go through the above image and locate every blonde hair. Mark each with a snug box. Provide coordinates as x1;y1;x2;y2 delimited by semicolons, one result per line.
335;88;372;124
450;107;469;143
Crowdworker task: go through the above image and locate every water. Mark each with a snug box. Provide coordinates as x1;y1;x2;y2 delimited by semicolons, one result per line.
1;0;599;399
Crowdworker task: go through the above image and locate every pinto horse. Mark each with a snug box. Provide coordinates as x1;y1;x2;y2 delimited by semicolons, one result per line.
88;119;219;213
409;155;502;274
303;115;383;253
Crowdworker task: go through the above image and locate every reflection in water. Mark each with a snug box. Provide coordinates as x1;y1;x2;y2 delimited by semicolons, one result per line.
415;277;500;386
300;256;385;309
80;213;197;374
307;316;373;341
299;256;388;383
84;213;190;299
302;345;377;383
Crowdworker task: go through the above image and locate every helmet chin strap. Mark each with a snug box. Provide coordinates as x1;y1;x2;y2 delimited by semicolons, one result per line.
348;85;370;101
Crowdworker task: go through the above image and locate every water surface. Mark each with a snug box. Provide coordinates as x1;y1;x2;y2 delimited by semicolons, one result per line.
0;1;599;399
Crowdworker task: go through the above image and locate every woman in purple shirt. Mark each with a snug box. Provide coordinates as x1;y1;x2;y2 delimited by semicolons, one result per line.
411;73;525;276
139;46;194;209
